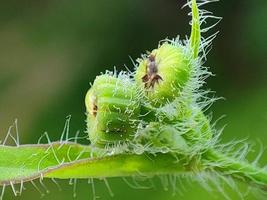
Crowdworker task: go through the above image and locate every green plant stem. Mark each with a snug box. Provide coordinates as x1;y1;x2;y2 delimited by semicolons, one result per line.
45;153;191;179
190;0;201;58
203;149;267;189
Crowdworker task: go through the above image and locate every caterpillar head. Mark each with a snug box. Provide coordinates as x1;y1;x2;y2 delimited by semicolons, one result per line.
135;43;191;107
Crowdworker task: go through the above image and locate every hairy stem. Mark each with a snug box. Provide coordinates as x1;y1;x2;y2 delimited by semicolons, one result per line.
203;149;267;189
190;0;201;58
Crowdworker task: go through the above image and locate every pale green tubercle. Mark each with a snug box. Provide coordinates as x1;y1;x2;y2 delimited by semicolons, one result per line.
190;0;201;58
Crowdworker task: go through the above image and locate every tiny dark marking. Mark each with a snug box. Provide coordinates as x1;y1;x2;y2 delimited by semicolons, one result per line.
90;95;98;117
142;54;163;89
92;103;98;117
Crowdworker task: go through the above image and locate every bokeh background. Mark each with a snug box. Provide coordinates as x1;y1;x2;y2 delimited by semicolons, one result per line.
0;0;267;199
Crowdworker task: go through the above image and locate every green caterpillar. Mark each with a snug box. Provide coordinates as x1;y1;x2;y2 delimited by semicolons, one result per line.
85;0;210;149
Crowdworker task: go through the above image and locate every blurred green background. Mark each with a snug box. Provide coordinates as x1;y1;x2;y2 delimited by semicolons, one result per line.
0;0;267;199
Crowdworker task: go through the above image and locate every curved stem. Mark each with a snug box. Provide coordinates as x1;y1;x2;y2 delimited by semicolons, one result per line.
203;149;267;189
190;0;201;58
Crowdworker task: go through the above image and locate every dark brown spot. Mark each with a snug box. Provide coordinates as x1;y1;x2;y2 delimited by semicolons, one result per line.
141;54;163;89
90;95;98;117
92;103;98;117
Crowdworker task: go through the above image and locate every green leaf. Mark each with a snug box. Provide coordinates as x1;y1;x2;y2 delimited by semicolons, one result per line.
2;142;267;194
0;142;190;186
0;142;92;185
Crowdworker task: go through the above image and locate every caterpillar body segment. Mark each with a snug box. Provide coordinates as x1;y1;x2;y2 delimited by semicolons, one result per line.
85;74;141;146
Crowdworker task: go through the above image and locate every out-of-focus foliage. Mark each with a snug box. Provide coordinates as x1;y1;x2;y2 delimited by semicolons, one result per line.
0;0;266;199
